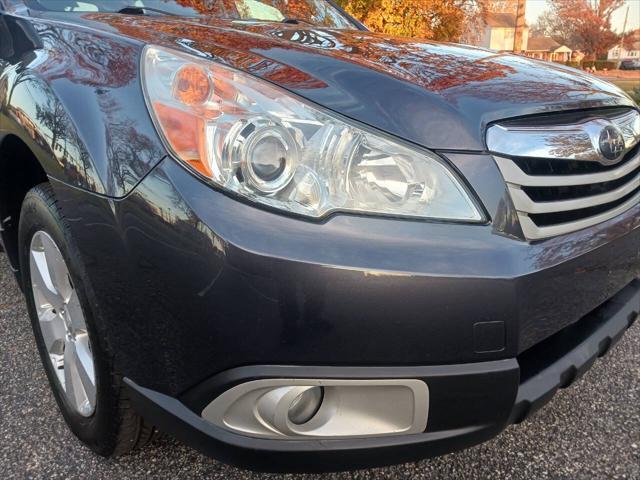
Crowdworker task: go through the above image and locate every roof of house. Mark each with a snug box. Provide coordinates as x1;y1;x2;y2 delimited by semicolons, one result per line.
527;36;562;51
625;40;640;51
610;39;640;52
486;12;520;28
622;28;640;50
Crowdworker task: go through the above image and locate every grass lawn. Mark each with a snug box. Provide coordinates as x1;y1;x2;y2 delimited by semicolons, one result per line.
608;79;640;97
611;78;640;92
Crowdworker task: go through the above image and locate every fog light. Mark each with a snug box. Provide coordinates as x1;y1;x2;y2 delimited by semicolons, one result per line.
201;378;429;439
288;386;324;425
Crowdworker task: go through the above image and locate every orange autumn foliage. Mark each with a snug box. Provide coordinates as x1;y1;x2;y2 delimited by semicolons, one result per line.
336;0;485;41
172;0;491;42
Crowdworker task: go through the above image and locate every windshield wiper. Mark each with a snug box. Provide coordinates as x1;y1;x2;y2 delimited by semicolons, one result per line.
230;17;317;26
117;6;183;16
116;7;314;24
281;17;315;26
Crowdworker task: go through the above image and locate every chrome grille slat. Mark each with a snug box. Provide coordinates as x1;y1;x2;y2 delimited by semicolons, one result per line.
508;172;640;214
518;191;640;240
494;154;640;187
488;108;640;240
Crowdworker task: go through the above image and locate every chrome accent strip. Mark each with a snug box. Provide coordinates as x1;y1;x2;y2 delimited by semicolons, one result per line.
509;172;640;214
494;154;640;187
518;191;640;240
617;109;640;149
486;110;640;163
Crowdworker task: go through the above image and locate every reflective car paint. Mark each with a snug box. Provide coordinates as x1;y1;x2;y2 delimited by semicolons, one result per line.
0;13;165;197
0;0;639;414
33;12;637;153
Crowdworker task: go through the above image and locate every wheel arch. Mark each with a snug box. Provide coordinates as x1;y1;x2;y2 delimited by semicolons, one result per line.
1;15;166;199
0;133;48;276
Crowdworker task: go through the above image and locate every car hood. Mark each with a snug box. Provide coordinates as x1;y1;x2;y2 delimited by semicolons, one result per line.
45;13;636;150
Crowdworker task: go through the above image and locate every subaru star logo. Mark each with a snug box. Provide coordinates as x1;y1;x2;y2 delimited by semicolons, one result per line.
598;125;625;164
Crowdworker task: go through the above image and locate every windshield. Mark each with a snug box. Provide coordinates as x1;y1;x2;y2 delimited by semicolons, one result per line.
23;0;358;29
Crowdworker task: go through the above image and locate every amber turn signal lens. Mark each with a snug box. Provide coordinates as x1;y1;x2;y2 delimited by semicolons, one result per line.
153;102;211;176
173;65;211;105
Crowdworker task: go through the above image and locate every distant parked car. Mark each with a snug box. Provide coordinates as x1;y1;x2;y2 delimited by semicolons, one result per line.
620;59;640;70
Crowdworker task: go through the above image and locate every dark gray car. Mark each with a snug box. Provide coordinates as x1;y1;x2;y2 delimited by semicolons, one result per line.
0;0;639;472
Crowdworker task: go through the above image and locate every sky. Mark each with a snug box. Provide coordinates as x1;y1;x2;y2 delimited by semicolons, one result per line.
525;0;640;33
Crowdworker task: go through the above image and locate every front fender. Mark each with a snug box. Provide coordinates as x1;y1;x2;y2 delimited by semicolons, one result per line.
0;15;166;197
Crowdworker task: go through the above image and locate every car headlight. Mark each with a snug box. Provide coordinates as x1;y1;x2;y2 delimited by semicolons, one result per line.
142;45;482;221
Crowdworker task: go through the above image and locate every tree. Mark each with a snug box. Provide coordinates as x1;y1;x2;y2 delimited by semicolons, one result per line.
622;28;640;50
533;0;623;57
336;0;489;42
485;0;517;13
531;9;574;45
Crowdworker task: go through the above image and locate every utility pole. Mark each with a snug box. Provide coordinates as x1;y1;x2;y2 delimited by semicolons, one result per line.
513;0;526;53
620;4;629;53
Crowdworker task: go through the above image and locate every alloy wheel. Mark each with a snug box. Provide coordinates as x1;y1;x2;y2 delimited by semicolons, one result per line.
29;231;96;417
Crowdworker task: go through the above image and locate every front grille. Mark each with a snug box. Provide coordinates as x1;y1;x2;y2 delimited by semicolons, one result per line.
487;108;640;240
511;142;640;176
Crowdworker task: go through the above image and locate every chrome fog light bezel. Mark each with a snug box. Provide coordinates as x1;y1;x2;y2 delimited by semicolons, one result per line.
201;378;429;440
286;386;324;425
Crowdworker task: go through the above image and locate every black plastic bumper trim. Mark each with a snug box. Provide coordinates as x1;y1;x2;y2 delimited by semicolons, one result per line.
125;377;507;472
509;279;639;424
124;359;519;472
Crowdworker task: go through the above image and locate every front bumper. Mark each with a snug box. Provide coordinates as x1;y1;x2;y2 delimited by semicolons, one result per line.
50;151;639;470
54;156;640;396
125;280;639;472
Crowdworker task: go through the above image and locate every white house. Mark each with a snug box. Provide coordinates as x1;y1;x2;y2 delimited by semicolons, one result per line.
525;36;573;62
608;40;640;61
479;13;529;51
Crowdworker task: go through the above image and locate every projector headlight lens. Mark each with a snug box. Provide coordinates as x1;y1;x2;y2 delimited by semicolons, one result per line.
228;119;298;193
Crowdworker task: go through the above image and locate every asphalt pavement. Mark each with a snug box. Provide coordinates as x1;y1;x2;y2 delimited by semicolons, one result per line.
1;252;638;479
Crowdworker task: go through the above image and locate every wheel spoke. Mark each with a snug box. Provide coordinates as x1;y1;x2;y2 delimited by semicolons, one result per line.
63;338;80;409
30;249;63;312
40;233;73;302
65;290;87;333
39;309;66;355
64;338;95;415
74;334;96;406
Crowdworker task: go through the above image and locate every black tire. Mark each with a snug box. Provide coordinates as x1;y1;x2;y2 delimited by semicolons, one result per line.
19;182;156;456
